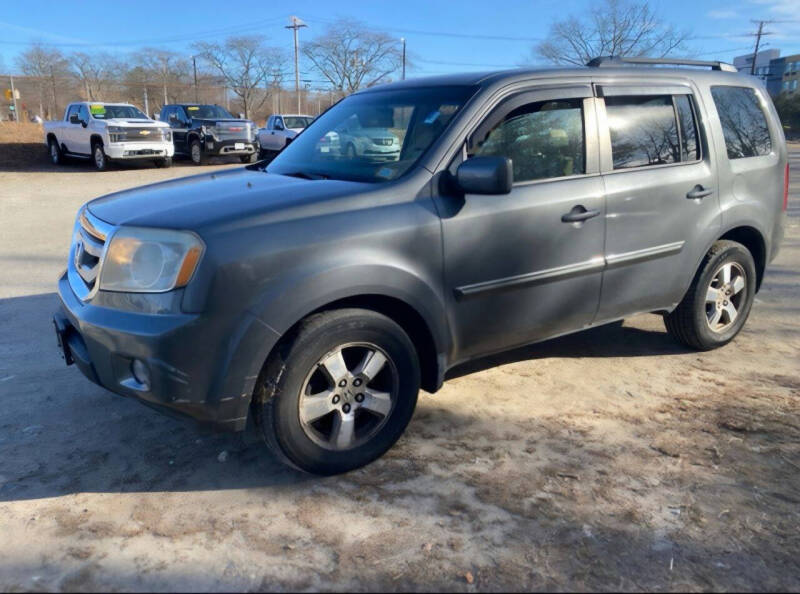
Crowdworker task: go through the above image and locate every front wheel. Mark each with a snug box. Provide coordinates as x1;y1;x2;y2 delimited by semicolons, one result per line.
92;142;109;171
664;240;757;350
254;309;421;475
154;157;173;168
240;153;257;164
190;139;206;165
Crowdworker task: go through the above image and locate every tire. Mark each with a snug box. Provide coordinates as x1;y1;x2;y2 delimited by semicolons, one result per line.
154;157;173;168
92;141;109;171
190;139;205;165
240;153;257;164
664;240;757;350
254;308;421;475
48;138;63;165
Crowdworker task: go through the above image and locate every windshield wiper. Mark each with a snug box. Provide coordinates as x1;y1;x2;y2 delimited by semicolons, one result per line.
281;171;329;180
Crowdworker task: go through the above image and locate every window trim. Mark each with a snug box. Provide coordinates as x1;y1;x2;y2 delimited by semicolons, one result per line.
596;90;704;175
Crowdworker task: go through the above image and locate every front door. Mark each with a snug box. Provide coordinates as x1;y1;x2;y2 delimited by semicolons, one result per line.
436;86;606;361
594;85;721;321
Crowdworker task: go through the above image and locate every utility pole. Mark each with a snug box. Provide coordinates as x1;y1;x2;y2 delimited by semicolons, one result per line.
750;20;766;75
192;56;198;102
286;15;307;114
9;75;19;123
143;86;149;118
401;38;406;80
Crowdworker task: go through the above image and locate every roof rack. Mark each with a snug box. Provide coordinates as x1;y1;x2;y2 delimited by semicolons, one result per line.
586;56;738;73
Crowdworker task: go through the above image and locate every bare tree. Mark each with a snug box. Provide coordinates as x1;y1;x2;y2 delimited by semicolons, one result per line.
303;20;404;93
16;43;69;118
136;48;188;109
193;36;283;118
70;52;121;101
533;0;690;66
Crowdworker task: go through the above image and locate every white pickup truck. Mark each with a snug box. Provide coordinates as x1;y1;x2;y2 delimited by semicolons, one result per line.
44;102;175;170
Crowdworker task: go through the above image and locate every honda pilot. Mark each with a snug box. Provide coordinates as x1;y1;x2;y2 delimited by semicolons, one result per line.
55;57;788;475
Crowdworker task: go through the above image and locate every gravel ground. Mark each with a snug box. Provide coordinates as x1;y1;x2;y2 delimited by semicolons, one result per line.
0;148;798;592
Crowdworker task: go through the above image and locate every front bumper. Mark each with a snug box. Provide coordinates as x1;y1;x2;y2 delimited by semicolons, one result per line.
205;138;258;156
55;271;275;431
105;142;175;160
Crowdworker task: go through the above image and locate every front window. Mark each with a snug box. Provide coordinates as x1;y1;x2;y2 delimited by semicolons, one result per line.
91;105;149;120
283;116;313;129
184;105;234;119
267;86;477;183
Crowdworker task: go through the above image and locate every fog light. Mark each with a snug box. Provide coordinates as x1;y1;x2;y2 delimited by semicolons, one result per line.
131;359;151;389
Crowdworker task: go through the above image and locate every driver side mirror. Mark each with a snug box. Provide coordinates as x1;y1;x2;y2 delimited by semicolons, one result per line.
69;114;80;124
455;156;513;195
274;122;284;131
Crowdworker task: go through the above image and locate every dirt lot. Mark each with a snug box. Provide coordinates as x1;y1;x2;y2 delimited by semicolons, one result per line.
0;144;798;592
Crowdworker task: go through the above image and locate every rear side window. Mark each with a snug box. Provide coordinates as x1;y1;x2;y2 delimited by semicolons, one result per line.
710;86;772;159
473;98;585;182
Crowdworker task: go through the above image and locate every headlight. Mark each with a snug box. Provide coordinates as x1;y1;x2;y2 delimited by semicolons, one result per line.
163;129;172;141
108;126;126;143
99;227;204;293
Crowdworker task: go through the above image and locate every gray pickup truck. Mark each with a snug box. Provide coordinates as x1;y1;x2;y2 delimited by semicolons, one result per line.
55;57;787;475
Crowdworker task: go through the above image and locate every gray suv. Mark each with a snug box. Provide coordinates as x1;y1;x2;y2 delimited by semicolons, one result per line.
54;57;788;475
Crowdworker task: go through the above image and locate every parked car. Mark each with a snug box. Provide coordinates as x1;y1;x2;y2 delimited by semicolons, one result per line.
55;57;787;475
159;103;259;165
332;113;401;161
44;102;174;170
258;113;314;155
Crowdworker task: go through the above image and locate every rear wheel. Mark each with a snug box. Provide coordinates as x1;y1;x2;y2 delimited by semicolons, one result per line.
664;240;756;350
92;142;109;171
240;153;257;164
48;138;63;165
254;308;420;475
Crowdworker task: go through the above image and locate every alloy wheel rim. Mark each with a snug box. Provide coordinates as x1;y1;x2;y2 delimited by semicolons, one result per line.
192;144;200;163
705;261;746;333
298;342;398;451
51;143;58;163
94;147;104;168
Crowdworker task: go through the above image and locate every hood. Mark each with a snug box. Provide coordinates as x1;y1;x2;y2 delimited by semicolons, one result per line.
87;167;369;230
102;119;168;128
191;117;255;127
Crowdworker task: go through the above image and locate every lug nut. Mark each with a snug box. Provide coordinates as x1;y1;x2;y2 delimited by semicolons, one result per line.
338;379;347;388
355;393;364;403
332;395;340;404
353;378;362;387
342;403;351;413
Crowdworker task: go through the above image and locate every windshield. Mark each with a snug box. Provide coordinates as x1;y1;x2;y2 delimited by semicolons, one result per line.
184;105;235;119
283;116;313;129
267;86;477;183
91;105;149;120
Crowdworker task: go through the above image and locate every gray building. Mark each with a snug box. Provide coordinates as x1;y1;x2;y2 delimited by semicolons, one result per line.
733;49;780;85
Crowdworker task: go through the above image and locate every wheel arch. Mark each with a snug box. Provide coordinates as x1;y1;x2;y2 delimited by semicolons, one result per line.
718;225;767;291
90;133;104;147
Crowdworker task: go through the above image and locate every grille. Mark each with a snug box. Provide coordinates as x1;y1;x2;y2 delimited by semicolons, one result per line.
118;127;166;142
68;209;114;301
371;138;393;146
214;123;252;141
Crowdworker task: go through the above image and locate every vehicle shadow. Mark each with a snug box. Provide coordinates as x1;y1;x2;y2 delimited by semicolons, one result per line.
0;292;690;504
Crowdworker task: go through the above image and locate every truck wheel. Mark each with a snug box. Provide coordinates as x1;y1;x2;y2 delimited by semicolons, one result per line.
254;308;421;475
48;138;63;165
154;157;173;168
240;153;257;164
92;142;109;171
190;139;205;165
664;240;756;350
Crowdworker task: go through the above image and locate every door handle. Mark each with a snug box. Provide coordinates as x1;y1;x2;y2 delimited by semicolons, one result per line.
561;205;601;223
686;185;714;199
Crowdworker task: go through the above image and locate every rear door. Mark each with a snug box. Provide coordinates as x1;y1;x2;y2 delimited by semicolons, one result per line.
594;83;721;320
436;85;606;360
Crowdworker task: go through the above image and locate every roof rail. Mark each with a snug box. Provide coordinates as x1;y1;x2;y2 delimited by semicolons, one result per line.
586;56;738;73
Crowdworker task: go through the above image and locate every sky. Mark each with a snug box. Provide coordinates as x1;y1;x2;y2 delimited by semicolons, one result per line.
1;0;799;85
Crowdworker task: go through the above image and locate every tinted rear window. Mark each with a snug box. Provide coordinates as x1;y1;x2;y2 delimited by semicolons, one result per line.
710;86;772;159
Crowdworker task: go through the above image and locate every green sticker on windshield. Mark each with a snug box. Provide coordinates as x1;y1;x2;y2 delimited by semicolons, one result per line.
187;106;199;111
89;104;106;115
